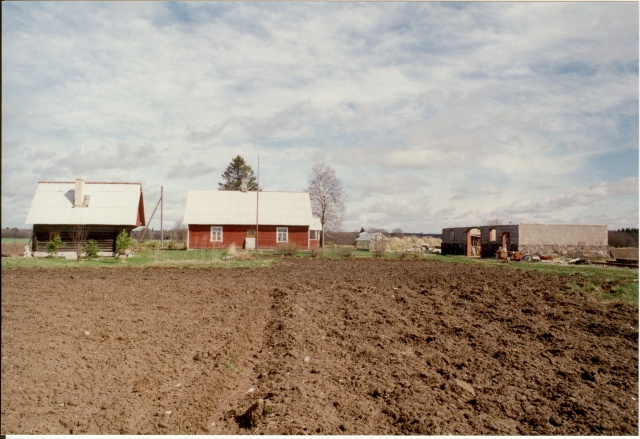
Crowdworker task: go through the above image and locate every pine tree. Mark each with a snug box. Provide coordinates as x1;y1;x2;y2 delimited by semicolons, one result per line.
218;155;259;191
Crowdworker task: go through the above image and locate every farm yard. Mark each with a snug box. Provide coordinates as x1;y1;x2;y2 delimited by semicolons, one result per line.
1;258;638;435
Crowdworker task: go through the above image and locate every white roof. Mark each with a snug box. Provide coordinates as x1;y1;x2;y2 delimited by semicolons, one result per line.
26;182;143;226
184;190;314;226
356;232;388;241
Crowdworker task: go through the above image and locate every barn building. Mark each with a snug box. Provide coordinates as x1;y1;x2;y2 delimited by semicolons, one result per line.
441;223;609;258
183;189;319;250
26;177;146;257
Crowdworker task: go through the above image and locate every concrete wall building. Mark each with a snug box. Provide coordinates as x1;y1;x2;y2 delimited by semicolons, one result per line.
442;224;608;258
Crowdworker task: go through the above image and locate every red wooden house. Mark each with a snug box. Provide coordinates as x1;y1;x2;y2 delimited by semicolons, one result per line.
183;189;320;250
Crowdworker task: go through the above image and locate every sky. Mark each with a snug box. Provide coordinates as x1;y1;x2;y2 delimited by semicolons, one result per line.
2;1;638;233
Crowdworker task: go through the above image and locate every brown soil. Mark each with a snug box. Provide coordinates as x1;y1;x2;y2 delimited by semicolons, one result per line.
1;243;27;258
1;259;638;435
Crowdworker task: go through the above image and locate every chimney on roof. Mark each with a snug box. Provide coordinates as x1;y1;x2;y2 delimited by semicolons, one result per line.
74;177;85;207
241;178;248;192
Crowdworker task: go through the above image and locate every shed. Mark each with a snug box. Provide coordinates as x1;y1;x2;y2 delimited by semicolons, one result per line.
183;190;316;250
355;232;390;252
25;177;145;257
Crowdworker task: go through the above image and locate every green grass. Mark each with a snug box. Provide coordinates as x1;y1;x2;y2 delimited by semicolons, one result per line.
1;249;275;269
603;282;639;303
1;238;30;243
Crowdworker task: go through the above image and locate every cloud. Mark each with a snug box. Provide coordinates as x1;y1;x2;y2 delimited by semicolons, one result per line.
186;120;233;143
1;2;637;231
167;162;216;179
450;185;503;201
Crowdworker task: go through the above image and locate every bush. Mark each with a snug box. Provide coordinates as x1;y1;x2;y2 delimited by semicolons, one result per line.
46;235;64;256
339;246;355;259
84;240;99;259
276;242;300;257
115;230;132;256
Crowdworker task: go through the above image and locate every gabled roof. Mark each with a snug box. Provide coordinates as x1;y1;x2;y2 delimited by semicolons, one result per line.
183;190;314;226
355;232;389;241
26;181;145;226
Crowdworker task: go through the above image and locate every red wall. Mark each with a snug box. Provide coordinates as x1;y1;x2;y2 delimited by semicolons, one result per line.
189;225;310;250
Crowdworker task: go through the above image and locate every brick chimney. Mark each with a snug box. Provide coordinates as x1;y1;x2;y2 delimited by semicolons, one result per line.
74;177;85;207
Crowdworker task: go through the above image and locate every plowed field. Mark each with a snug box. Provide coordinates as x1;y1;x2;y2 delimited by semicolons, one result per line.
1;259;638;434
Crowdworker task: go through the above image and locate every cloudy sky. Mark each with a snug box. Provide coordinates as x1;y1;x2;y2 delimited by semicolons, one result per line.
2;1;638;233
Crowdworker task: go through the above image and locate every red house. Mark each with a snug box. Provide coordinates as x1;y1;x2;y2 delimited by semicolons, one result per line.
183;189;319;250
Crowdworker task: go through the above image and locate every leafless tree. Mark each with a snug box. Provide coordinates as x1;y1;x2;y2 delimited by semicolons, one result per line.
392;228;404;238
70;224;89;261
367;227;388;234
486;219;502;226
171;221;188;248
308;163;345;250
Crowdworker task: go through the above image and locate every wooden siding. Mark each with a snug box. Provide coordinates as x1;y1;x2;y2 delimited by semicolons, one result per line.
189;225;310;250
32;225;134;254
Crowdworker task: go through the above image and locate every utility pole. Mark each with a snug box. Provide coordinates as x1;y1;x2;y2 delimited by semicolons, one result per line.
255;155;260;251
160;186;164;249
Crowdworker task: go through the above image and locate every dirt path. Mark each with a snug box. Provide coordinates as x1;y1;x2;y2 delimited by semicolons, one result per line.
2;259;638;434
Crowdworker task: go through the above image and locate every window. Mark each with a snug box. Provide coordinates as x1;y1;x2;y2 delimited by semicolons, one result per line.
277;227;288;243
49;231;60;241
489;228;497;242
247;229;255;236
449;230;455;242
210;226;223;242
310;230;318;240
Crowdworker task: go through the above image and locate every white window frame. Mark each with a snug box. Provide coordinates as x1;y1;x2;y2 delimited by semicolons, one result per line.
210;226;223;242
277;227;288;243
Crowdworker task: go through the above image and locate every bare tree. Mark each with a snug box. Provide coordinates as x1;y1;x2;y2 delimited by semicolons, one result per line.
171;221;188;248
392;228;404;238
308;163;345;250
486;219;502;226
70;224;89;261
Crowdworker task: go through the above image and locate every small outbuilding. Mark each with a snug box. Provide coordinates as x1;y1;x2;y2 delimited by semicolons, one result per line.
26;177;146;257
183;189;317;250
441;223;609;258
355;232;390;252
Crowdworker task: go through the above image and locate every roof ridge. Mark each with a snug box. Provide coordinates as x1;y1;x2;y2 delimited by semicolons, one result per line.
38;181;142;185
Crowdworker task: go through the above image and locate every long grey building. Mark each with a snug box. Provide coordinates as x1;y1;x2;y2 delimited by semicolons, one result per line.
441;223;608;258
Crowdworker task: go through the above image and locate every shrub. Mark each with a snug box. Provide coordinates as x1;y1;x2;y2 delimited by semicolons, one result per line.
46;235;64;257
115;229;132;256
276;242;300;257
339;246;355;259
84;240;99;259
